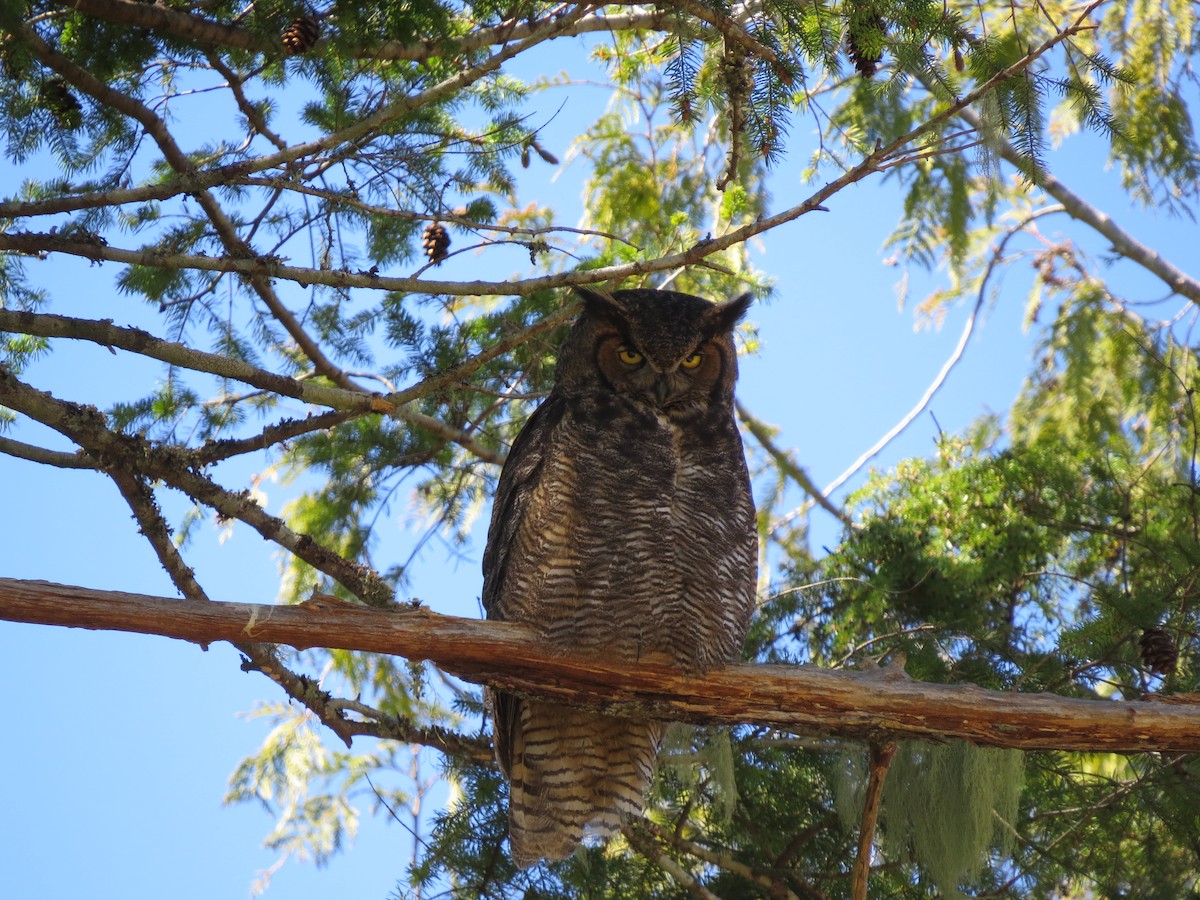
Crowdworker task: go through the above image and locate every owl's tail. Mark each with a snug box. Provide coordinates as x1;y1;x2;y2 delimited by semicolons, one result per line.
505;699;664;868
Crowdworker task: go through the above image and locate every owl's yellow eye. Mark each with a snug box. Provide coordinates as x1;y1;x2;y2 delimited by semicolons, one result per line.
680;352;703;370
616;347;644;366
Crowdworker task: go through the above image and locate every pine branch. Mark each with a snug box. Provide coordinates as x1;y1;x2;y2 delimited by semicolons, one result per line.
0;7;1105;313
0;309;502;463
0;367;395;606
64;0;672;63
4;577;1200;754
12;20;362;392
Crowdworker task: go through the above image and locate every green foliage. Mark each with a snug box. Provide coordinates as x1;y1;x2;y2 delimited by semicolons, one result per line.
226;702;405;895
1100;0;1200;208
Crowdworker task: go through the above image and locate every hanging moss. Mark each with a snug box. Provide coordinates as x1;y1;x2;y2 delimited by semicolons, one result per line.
658;726;740;822
882;741;1024;896
832;747;871;833
834;741;1024;897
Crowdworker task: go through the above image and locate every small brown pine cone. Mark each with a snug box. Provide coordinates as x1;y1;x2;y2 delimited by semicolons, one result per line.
422;222;450;264
1139;627;1178;676
282;15;321;56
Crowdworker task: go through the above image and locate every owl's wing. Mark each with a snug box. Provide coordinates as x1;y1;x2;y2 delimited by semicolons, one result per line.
482;394;568;778
481;393;567;620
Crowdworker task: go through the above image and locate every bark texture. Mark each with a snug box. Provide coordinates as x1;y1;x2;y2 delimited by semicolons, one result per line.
3;576;1199;753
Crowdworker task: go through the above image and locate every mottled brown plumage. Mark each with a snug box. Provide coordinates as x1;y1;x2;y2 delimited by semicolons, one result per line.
482;287;758;867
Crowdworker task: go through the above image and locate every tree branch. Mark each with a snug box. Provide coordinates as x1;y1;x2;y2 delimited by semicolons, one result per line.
0;8;1108;327
64;0;672;64
0;308;379;412
0;434;91;468
0;367;394;606
949;110;1200;307
3;577;1200;754
639;818;799;900
13;18;363;392
623;822;724;900
736;401;850;526
850;741;896;900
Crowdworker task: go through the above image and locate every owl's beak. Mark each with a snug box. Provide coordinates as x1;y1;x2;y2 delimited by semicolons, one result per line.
652;378;672;407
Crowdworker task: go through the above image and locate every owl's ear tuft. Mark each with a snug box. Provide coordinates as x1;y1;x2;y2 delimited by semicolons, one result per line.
575;286;627;322
707;292;753;334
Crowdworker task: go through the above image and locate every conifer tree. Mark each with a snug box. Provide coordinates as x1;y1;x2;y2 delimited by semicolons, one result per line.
2;0;1200;896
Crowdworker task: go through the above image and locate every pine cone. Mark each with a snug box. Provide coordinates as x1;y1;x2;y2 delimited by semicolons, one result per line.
846;12;886;79
422;222;450;265
282;14;321;56
1139;627;1178;676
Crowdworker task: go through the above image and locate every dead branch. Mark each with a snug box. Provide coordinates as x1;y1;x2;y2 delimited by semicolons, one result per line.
3;577;1200;754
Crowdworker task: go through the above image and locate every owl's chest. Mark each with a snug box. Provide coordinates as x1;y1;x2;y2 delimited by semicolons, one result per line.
566;408;734;536
524;408;750;663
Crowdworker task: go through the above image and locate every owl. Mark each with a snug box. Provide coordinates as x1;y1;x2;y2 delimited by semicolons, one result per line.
482;286;758;867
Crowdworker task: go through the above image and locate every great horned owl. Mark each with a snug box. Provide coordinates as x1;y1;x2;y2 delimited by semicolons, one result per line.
482;286;758;867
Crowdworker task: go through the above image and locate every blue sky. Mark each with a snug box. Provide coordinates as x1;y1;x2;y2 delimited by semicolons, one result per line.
3;30;1199;900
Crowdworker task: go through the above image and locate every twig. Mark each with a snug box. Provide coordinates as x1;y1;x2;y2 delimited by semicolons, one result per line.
623;823;724;900
330;698;492;762
640;819;800;900
194;409;354;464
815;277;985;500
775;203;1068;532
396;407;503;465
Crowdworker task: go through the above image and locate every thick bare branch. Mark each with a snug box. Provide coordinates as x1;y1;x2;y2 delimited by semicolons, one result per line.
0;434;91;468
3;577;1200;754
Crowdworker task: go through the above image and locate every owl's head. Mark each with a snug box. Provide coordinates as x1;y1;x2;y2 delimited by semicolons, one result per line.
557;287;752;416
